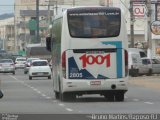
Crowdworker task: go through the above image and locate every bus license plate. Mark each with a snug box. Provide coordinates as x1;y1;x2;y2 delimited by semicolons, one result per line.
90;81;101;85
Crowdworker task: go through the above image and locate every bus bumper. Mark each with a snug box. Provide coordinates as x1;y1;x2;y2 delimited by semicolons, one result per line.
61;78;128;94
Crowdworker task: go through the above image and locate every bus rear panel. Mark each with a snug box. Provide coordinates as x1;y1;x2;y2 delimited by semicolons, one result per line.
52;7;128;101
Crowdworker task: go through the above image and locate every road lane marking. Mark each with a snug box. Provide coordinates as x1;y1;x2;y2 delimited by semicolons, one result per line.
30;86;34;89
41;94;47;97
45;97;52;99
9;75;22;82
144;102;154;104
66;108;73;112
9;75;53;101
25;84;31;88
133;99;139;102
33;88;38;91
59;103;65;106
52;100;57;102
37;91;42;94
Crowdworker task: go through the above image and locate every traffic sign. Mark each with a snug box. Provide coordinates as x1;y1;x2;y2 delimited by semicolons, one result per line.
133;4;145;17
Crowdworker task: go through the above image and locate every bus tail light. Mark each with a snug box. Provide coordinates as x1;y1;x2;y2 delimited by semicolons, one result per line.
125;50;128;76
62;51;66;78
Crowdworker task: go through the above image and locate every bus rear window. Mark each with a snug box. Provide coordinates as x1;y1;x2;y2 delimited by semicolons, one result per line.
68;9;121;38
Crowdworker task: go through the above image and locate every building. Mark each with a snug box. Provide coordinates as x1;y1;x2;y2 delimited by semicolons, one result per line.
14;0;110;52
0;0;156;58
0;17;15;52
14;0;52;52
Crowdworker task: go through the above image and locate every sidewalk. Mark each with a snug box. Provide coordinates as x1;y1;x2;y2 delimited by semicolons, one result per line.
128;76;160;90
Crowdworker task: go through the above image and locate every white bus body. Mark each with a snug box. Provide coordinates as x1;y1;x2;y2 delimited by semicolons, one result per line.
49;6;128;101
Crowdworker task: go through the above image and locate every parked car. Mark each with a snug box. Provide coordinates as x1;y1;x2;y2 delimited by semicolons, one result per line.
15;57;26;69
128;48;147;77
140;57;152;76
28;59;51;80
151;58;160;74
0;59;15;74
24;58;40;74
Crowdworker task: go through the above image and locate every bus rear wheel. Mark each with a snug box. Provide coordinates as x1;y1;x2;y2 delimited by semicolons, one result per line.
104;93;114;102
115;92;124;102
29;76;32;80
60;92;76;102
55;91;60;99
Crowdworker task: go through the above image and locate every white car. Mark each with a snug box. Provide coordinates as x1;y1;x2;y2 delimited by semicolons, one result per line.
15;57;26;69
28;60;51;80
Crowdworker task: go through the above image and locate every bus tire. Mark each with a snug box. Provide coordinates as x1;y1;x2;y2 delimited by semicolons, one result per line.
12;71;15;75
55;91;60;99
115;92;124;102
0;90;3;99
24;71;27;74
61;92;76;102
29;76;32;80
48;76;51;79
105;93;114;102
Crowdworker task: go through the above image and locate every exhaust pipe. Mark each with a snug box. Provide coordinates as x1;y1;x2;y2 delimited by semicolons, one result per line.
111;84;116;89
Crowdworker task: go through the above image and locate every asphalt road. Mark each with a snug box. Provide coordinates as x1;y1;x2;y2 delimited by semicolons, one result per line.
0;70;160;118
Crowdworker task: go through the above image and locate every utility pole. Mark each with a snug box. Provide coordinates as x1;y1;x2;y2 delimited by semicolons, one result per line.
146;0;152;58
73;0;75;6
47;0;58;23
36;0;40;43
130;0;135;48
106;0;110;7
48;0;51;26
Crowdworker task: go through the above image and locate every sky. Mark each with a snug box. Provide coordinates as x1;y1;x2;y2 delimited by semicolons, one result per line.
0;0;14;15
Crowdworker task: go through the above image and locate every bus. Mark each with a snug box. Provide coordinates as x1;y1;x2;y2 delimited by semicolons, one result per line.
46;6;128;102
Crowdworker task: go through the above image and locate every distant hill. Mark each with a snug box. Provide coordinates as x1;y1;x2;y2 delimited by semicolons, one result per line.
0;13;14;20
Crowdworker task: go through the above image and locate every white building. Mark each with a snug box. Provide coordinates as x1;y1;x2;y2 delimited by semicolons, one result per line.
2;0;157;57
0;17;15;52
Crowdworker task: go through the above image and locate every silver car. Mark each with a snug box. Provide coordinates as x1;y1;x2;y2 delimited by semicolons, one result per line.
0;59;15;75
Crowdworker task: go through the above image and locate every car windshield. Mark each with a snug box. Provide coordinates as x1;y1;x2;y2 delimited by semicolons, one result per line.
0;59;13;63
32;61;48;66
